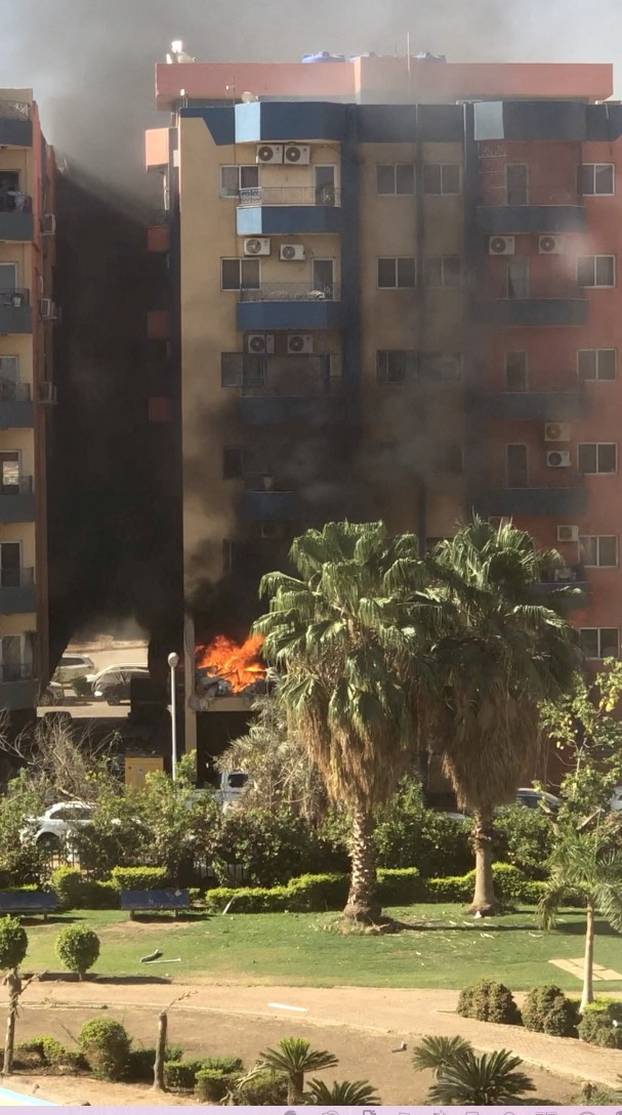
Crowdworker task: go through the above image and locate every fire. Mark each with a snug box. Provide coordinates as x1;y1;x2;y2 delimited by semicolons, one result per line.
195;633;266;693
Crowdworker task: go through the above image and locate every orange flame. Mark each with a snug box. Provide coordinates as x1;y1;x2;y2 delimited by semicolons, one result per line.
196;633;266;693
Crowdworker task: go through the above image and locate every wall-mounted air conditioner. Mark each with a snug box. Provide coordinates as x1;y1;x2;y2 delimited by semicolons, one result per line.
546;450;571;468
489;236;515;255
287;334;313;354
280;244;306;261
243;237;271;257
539;235;564;255
284;144;311;165
41;213;56;236
557;525;579;542
246;333;275;354
38;381;58;404
544;422;571;442
256;144;284;164
39;298;57;321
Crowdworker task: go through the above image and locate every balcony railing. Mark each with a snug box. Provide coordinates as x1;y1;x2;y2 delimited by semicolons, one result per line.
0;476;33;496
0;567;34;589
0;663;35;684
0;101;31;121
0;382;31;402
0;289;30;309
0;193;32;214
239;186;341;208
239;283;340;303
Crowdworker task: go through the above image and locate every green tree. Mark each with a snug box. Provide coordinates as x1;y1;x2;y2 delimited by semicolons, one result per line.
0;916;28;1074
306;1078;380;1104
56;924;100;980
258;1037;338;1104
255;521;433;922
425;1048;535;1105
539;817;622;1011
429;519;578;914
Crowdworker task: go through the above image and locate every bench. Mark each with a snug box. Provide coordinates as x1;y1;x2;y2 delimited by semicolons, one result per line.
120;888;190;919
0;890;59;920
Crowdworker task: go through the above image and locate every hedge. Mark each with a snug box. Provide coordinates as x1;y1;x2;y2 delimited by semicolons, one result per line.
578;1000;622;1048
110;866;168;892
163;1056;242;1091
205;868;422;913
50;867;119;909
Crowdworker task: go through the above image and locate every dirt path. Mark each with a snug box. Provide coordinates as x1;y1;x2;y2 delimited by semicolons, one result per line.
6;979;621;1097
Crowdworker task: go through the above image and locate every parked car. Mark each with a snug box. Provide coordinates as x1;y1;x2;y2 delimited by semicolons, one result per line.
39;680;65;705
52;654;96;686
20;800;95;849
91;665;150;705
516;787;560;811
217;770;249;810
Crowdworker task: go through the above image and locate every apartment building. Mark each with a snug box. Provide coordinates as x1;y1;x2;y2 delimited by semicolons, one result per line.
145;54;621;754
0;90;56;722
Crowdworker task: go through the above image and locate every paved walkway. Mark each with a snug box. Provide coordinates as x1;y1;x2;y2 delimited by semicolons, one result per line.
18;981;622;1089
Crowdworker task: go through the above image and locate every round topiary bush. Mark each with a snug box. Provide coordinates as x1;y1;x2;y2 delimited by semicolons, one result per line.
522;985;579;1037
0;915;27;971
457;978;522;1025
578;1000;622;1049
56;925;100;979
79;1018;130;1080
234;1069;288;1105
195;1068;238;1102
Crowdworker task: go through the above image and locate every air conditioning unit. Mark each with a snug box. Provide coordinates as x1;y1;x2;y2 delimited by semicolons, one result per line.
539;235;564;255
243;237;271;257
246;333;275;355
287;334;313;354
284;144;311;165
557;525;580;543
41;213;56;236
544;422;571;442
39;298;57;321
489;236;515;256
280;244;306;261
256;144;284;164
546;450;571;468
38;381;58;404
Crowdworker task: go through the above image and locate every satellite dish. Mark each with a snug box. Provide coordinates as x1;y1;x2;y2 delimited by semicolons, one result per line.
241;91;259;103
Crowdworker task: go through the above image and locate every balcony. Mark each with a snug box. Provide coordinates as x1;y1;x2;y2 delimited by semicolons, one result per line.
0;663;37;711
0;100;32;147
0;195;34;242
238;284;343;331
0;477;35;523
0;290;31;334
480;390;585;421
479;285;588;328
534;564;588;611
228;353;346;424
237;186;343;235
476;205;586;235
0;383;33;429
0;568;35;614
479;487;588;517
240;482;300;522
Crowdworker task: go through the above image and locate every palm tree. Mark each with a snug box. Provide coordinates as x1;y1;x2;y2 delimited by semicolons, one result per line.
306;1078;381;1105
426;1048;535;1106
255;521;437;922
429;519;578;914
539;817;622;1011
258;1037;338;1104
412;1034;474;1076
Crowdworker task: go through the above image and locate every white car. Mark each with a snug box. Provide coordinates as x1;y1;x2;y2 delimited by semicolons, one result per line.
21;800;94;849
610;786;622;812
52;654;96;685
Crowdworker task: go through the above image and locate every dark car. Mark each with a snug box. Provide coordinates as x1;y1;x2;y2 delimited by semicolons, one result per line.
91;665;150;705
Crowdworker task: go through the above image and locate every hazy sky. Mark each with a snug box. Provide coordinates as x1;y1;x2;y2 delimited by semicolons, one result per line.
0;0;619;194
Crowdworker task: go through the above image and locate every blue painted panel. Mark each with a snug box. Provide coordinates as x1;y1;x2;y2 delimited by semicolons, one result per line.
0;494;35;523
0;305;32;333
0;118;32;147
478;487;588;516
357;105;418;142
0;584;36;613
235;101;347;142
238;300;343;330
0;679;37;711
240;490;300;521
587;103;622;141
481;392;585;421
234;101;262;142
236;205;343;235
0;212;34;241
480;299;588;327
418;104;464;141
240;395;347;425
180;106;235;145
0;401;34;429
475;101;587;141
477;205;586;234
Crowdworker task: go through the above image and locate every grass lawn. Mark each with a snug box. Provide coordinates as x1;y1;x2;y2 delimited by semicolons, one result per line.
19;904;622;993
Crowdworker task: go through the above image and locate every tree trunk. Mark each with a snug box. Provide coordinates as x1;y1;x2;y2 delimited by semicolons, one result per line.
470;808;496;916
288;1071;304;1104
343;804;382;923
580;901;595;1013
2;969;21;1075
153;1009;168;1091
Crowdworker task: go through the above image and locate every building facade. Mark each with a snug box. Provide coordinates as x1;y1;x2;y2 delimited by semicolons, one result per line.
145;55;622;755
0;90;56;720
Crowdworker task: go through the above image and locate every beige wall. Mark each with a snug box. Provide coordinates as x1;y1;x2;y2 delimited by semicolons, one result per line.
0;614;36;636
0;335;33;385
0;522;35;568
0;428;34;476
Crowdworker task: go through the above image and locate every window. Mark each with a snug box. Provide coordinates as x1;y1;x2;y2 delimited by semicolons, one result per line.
221;354;265;389
312;258;335;297
423;164;461;195
220;165;259;197
579;627;619;659
424;256;461;288
376;350;417;384
506;351;528;391
577;255;615;288
221;258;260;291
578;348;616;381
506;444;528;488
579;535;618;567
579;163;615;196
578;443;617;474
0;263;18;295
506;258;530;299
223;446;244;480
419;352;462;382
377;257;416;289
506;163;528;205
376;164;415;195
315;166;337;205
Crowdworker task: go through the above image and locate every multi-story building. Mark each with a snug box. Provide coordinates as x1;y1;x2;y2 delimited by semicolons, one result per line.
0;90;56;723
145;53;622;760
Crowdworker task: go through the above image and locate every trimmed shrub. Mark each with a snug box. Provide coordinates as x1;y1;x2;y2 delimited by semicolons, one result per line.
110;866;168;891
56;925;100;978
209;806;346;888
81;881;119;909
375;778;473;877
202;1056;244;1073
125;1048;155;1083
494;804;553;880
287;873;349;911
79;1018;130;1081
205;885;290;914
424;874;472;903
458;979;522;1025
578;1000;622;1048
234;1069;288;1105
378;867;423;904
164;1058;207;1091
522;985;579;1037
50;867;85;909
195;1068;240;1102
0;915;27;970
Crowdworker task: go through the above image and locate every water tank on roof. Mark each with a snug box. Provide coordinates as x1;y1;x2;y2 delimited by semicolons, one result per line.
301;51;347;63
414;51;446;62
